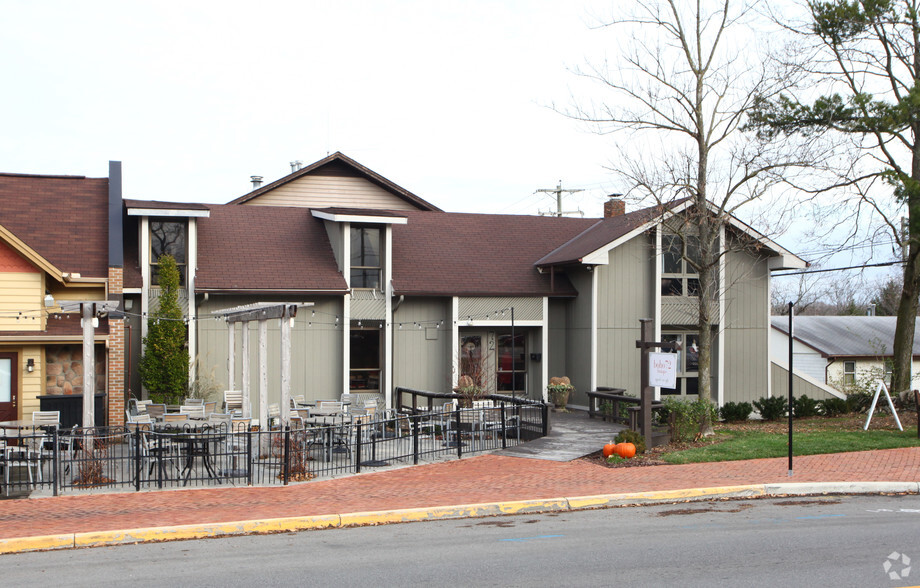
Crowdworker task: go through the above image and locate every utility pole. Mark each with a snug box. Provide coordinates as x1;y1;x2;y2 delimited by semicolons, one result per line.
536;181;584;217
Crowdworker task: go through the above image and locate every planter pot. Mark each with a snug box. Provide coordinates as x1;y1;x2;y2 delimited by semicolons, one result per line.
549;389;570;409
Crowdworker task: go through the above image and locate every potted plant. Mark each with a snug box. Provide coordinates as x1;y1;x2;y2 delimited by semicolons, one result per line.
454;374;484;408
547;377;574;411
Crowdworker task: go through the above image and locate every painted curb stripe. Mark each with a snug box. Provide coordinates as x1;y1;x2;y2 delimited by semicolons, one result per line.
2;482;918;554
0;534;74;555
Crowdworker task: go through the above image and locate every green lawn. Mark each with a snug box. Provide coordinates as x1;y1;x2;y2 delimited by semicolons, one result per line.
661;429;920;465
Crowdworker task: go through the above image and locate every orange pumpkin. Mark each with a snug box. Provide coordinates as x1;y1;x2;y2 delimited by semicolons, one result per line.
602;442;617;458
615;442;637;459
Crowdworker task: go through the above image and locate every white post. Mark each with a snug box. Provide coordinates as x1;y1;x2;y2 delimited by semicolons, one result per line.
241;320;250;418
82;303;95;428
280;308;292;426
227;321;235;392
258;319;268;431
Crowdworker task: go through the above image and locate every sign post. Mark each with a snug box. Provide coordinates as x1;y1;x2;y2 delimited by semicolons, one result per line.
636;319;678;449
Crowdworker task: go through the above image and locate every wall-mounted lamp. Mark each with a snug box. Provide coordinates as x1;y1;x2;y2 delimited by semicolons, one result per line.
26;358;34;373
43;293;55;307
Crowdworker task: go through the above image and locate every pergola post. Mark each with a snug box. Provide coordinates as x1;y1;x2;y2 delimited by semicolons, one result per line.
259;319;268;429
227;321;235;392
280;308;293;426
242;322;250;418
82;303;95;429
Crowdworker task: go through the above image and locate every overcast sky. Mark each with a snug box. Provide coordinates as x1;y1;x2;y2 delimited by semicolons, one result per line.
1;0;626;216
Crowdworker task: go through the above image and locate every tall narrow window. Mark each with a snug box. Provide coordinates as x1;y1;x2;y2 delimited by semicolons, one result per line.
350;227;381;289
843;361;856;386
350;329;381;392
660;332;700;396
150;219;187;287
661;234;703;297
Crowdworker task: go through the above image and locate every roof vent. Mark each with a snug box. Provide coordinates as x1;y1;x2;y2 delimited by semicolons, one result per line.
250;175;263;190
290;160;303;172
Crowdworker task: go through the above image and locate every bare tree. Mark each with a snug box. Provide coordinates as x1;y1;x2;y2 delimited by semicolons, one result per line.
565;0;820;434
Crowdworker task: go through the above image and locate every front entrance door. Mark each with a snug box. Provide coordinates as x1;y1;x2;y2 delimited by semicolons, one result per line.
459;331;526;396
0;352;18;421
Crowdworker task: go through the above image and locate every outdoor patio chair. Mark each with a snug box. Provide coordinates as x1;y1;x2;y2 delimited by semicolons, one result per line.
179;405;206;419
184;398;205;405
203;401;218;416
4;445;42;494
313;400;344;416
223;390;244;416
162;413;187;423
145;403;166;421
135;427;182;482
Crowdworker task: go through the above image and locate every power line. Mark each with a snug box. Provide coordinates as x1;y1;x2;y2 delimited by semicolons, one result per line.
773;260;905;277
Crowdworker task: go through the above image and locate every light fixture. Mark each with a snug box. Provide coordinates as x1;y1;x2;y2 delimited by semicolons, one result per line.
26;358;34;373
43;294;55;307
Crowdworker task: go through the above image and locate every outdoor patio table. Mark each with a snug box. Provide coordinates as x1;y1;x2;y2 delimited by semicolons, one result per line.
0;420;58;445
172;431;225;485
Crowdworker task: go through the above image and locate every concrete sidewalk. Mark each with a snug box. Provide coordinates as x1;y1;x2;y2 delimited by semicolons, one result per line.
1;447;919;554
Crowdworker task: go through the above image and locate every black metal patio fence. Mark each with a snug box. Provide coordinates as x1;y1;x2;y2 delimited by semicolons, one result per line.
1;394;547;497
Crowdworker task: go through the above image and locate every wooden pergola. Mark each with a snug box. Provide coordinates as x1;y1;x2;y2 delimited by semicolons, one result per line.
211;302;313;430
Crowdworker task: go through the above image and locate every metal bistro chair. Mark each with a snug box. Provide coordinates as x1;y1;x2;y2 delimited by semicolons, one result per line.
223;390;244;416
30;410;61;481
4;445;41;495
179;405;206;420
145;403;167;421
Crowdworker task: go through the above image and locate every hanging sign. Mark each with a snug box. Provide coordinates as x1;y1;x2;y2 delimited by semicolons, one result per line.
649;352;677;388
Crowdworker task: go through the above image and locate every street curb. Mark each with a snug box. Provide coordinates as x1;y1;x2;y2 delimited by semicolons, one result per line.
1;482;917;554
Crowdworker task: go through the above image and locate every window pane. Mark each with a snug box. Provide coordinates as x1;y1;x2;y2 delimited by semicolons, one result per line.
351;227;380;268
150;220;187;263
685;334;700;372
687;278;701;296
350;330;380;369
0;358;10;403
684;377;699;395
350;268;380;289
662;235;682;273
497;334;525;391
661;277;682;296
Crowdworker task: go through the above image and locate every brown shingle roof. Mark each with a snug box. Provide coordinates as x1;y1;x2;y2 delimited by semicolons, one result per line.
195;205;347;293
0;173;109;278
391;212;599;296
535;201;683;267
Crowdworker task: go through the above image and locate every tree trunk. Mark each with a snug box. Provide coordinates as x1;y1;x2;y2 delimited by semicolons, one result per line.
892;206;920;396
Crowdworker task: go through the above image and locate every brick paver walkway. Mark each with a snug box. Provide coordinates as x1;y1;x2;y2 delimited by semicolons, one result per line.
1;448;918;541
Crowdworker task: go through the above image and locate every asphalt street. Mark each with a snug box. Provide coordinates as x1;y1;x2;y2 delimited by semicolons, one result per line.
6;494;919;587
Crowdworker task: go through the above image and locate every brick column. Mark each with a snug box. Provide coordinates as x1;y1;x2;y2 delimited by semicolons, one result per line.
108;267;125;426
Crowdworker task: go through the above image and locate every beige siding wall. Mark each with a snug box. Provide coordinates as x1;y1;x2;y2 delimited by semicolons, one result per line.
196;295;344;419
547;299;568;382
722;244;771;404
19;345;43;419
564;270;595;404
392;297;452;393
0;272;43;331
595;234;655;400
245;176;421;211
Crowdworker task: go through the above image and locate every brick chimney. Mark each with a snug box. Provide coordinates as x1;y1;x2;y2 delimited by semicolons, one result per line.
604;196;625;218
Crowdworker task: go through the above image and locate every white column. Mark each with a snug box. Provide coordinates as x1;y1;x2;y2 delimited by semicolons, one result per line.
241;320;250;416
541;297;549;402
451;297;459;387
590;269;598;393
82;303;95;428
187;218;198;382
258;319;268;429
140;217;150;342
280;309;292;426
342;222;351;398
227;321;235;392
384;224;393;409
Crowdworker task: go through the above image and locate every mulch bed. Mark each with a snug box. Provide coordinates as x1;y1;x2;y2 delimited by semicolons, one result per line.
580;412;918;469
